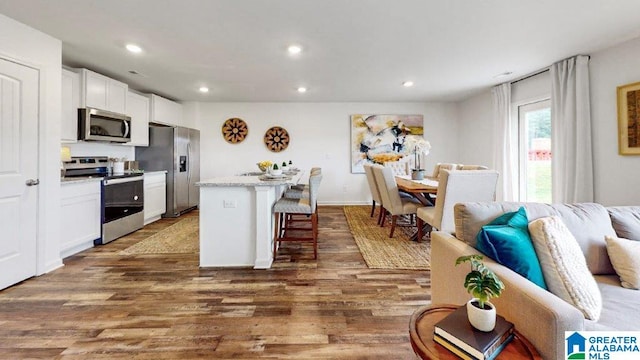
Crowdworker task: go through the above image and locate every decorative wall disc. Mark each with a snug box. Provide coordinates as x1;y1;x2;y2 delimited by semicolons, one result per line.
222;117;248;143
264;126;290;152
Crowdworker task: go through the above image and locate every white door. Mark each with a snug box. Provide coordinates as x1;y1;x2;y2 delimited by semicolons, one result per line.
0;58;39;290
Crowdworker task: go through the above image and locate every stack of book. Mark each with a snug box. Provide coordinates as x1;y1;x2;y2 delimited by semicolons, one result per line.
433;306;514;360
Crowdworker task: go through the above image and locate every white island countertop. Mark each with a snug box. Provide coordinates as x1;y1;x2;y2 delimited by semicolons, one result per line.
197;171;304;187
196;170;305;269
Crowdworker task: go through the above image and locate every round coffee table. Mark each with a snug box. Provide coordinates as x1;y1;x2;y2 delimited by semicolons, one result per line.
409;304;541;359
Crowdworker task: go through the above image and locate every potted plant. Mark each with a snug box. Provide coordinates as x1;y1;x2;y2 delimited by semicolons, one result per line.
270;163;282;176
455;255;505;332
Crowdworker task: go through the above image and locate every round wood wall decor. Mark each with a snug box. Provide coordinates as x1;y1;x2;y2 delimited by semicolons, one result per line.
222;117;249;143
264;126;290;152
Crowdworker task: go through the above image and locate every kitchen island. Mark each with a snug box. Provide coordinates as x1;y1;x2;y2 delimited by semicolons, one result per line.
196;171;304;269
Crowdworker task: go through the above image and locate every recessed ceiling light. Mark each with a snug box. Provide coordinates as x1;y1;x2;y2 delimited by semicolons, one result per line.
403;81;414;87
199;86;209;93
297;87;307;93
126;44;142;53
288;45;302;55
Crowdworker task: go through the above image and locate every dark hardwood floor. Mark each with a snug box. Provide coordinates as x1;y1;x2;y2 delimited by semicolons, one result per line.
0;206;430;359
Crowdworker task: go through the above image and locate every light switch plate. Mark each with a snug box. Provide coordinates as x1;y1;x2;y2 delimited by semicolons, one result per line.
223;200;237;208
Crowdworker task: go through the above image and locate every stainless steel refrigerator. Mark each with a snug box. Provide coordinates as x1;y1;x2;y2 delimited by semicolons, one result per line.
135;126;200;217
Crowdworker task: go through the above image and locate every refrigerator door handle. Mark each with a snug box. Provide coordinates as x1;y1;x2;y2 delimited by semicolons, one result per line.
186;143;191;182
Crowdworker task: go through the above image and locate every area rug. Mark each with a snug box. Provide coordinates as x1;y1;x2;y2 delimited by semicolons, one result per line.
343;206;430;270
120;217;199;255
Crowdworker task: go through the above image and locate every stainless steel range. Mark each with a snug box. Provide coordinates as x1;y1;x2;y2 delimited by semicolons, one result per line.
63;156;144;244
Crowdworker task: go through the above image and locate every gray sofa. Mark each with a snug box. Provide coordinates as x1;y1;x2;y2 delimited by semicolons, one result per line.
431;202;640;360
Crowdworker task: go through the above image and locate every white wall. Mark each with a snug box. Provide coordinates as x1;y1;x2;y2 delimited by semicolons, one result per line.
0;14;63;273
457;90;494;166
590;36;640;205
184;102;459;204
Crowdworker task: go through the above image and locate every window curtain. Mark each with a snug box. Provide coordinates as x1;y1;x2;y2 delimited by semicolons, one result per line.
550;55;594;203
492;83;516;201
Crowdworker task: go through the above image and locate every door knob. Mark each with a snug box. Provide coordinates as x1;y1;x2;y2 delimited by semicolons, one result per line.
25;179;40;186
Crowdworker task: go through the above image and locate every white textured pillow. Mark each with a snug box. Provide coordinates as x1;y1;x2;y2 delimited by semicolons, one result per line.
605;235;640;289
528;216;602;320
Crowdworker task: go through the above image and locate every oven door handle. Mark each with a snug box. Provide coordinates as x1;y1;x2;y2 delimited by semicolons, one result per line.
103;177;142;185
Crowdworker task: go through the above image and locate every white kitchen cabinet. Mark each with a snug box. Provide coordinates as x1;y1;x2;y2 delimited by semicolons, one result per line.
150;94;183;127
80;68;128;114
60;180;102;258
144;172;167;225
126;90;150;146
61;68;80;142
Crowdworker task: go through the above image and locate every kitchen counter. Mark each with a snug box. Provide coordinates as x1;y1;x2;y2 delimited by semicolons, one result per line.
197;171;304;187
143;170;168;175
61;170;166;184
61;176;103;184
196;171;305;269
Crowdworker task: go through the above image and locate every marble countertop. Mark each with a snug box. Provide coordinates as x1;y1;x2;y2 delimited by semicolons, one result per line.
143;170;168;175
197;171;304;187
61;170;167;184
60;176;103;185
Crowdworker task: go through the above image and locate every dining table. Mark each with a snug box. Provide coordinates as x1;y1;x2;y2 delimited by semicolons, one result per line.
395;175;439;241
395;175;439;206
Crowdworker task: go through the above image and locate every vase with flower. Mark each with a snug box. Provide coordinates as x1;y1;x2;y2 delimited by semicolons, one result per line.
403;136;431;180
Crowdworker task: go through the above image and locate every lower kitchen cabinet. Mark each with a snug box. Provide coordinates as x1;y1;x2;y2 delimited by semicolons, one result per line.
144;172;167;225
60;180;101;258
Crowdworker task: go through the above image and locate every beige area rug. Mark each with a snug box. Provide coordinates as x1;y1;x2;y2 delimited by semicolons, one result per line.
120;217;199;255
343;206;430;270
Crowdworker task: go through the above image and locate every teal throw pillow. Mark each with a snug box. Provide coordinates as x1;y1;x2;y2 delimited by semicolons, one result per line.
476;207;547;289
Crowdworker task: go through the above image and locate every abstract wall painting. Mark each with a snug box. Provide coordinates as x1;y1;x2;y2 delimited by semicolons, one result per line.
617;81;640;155
350;114;424;173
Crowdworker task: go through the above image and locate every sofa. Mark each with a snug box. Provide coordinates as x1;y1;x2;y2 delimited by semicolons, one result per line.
431;202;640;360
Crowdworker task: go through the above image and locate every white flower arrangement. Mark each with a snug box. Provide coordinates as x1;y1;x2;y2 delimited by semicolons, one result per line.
402;136;431;170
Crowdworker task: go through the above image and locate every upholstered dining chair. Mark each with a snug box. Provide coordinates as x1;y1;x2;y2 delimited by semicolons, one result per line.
372;164;424;238
459;164;489;170
416;169;499;240
429;163;462;180
384;158;410;176
363;163;384;223
273;172;323;259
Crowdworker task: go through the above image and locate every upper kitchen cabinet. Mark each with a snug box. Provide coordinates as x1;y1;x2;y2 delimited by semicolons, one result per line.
80;68;128;114
150;94;183;127
126;90;150;146
61;68;80;142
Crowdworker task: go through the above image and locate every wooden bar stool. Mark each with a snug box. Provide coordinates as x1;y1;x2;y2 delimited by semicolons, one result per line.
273;173;322;259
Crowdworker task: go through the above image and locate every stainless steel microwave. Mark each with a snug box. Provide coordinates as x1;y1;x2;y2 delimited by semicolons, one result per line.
78;107;131;143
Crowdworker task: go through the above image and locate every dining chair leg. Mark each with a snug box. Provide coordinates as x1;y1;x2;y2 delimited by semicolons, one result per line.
380;209;386;227
417;217;423;242
389;215;397;238
370;200;376;217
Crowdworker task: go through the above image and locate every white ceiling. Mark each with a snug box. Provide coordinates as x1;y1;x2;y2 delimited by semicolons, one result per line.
2;0;640;103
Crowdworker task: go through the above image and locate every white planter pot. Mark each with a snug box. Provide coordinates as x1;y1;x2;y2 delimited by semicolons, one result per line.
466;298;496;332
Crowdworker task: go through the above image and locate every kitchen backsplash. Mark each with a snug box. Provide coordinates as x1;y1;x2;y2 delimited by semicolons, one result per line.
66;142;135;160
